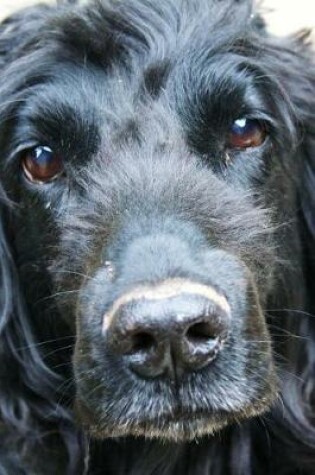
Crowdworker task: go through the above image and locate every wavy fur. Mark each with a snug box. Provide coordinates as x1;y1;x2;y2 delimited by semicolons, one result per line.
0;1;314;474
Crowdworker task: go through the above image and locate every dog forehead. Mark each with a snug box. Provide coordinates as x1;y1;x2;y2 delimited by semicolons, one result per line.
51;0;255;69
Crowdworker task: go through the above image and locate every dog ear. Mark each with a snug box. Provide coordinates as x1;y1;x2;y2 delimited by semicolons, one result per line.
0;6;84;471
273;32;315;249
258;31;315;472
257;30;315;257
0;0;52;421
270;32;315;265
296;37;315;241
0;181;80;469
0;133;83;473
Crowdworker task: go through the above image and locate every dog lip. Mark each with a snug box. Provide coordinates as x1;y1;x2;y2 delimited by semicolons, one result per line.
87;407;217;433
85;406;233;442
102;278;230;333
77;395;219;425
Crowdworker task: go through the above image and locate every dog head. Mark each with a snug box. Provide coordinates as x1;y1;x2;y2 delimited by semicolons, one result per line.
0;0;314;450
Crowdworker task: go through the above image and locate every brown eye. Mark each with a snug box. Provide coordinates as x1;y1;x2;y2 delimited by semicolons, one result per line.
21;146;64;184
228;118;267;149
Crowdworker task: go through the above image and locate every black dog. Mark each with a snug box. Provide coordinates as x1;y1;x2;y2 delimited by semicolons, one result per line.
0;0;314;473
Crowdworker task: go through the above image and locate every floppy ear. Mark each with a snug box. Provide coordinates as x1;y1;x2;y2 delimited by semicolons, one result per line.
269;32;315;266
0;5;84;473
257;31;315;472
296;34;315;464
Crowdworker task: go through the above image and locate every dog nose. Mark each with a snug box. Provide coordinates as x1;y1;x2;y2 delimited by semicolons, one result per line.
103;280;230;379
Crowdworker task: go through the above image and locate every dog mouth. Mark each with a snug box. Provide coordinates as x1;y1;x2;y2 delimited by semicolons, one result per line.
84;406;224;440
85;406;267;442
76;383;276;442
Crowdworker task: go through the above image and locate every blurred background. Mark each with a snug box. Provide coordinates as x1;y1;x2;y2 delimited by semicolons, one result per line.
0;0;314;38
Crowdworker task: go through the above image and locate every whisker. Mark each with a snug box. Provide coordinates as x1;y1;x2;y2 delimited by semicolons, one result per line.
50;269;98;282
35;289;81;304
16;335;76;352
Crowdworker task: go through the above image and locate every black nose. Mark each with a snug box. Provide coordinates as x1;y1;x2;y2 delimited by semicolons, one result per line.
103;280;230;379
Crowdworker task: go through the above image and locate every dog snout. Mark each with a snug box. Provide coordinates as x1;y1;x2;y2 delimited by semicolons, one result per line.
103;280;231;379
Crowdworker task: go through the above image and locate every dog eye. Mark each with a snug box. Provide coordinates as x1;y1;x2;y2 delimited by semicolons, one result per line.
228;118;266;149
21;146;64;184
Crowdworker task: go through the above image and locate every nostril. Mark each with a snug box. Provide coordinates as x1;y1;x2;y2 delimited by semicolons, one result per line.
185;321;216;344
130;331;157;353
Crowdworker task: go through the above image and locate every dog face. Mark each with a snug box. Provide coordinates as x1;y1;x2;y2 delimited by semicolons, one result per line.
0;0;310;444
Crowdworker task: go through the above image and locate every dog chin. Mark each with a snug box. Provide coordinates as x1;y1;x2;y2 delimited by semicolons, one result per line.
86;415;229;442
84;401;274;442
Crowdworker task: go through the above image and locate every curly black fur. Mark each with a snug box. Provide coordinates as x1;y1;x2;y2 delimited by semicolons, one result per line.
0;1;314;474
